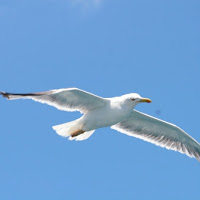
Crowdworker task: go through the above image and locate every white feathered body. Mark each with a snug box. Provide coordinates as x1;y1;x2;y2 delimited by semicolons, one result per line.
80;97;134;131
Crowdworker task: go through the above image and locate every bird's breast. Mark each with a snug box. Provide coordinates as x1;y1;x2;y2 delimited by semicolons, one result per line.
82;105;132;131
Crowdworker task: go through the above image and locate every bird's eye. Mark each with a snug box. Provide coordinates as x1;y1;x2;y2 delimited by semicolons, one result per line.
130;98;135;101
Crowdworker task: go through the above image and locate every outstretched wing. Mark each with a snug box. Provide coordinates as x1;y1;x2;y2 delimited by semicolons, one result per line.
0;88;107;113
111;110;200;161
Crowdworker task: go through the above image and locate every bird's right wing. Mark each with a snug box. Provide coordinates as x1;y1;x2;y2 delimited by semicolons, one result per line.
0;88;108;113
111;110;200;161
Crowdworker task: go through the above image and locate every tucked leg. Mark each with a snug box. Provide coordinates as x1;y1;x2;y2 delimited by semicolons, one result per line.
71;130;85;137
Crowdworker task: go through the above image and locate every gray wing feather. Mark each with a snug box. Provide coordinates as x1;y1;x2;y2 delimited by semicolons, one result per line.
0;88;107;113
111;110;200;161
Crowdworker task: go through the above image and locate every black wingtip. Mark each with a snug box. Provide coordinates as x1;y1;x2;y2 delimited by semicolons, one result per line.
0;91;10;99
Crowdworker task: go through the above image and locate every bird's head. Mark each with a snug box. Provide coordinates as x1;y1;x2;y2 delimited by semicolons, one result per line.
121;93;152;109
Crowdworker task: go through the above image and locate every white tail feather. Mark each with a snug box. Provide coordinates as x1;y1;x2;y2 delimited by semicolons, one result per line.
52;120;80;137
52;120;95;141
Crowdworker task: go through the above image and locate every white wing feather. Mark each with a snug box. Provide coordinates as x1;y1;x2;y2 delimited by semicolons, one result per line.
0;88;107;113
111;110;200;161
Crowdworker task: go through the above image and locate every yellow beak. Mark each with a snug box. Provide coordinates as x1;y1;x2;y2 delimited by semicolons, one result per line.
139;98;152;103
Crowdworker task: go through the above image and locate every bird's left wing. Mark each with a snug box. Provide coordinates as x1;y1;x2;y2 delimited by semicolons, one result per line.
0;88;107;113
111;110;200;161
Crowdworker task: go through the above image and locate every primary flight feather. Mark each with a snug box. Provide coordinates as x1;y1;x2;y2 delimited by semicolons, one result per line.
1;88;200;161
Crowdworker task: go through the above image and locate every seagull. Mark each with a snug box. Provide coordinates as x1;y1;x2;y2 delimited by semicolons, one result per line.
1;88;200;161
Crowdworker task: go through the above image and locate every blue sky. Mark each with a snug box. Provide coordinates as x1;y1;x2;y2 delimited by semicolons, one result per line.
0;0;200;199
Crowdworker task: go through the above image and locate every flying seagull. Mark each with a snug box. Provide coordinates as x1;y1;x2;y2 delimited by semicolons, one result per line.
1;88;200;161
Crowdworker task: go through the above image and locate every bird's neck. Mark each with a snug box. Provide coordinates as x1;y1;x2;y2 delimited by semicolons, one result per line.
110;98;135;111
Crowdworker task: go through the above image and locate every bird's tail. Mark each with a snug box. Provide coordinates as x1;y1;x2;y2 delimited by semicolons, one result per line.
52;120;95;141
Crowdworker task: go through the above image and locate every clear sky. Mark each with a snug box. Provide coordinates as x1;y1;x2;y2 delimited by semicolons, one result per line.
0;0;200;199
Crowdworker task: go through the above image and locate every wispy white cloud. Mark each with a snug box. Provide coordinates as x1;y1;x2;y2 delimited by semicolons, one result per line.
72;0;102;9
